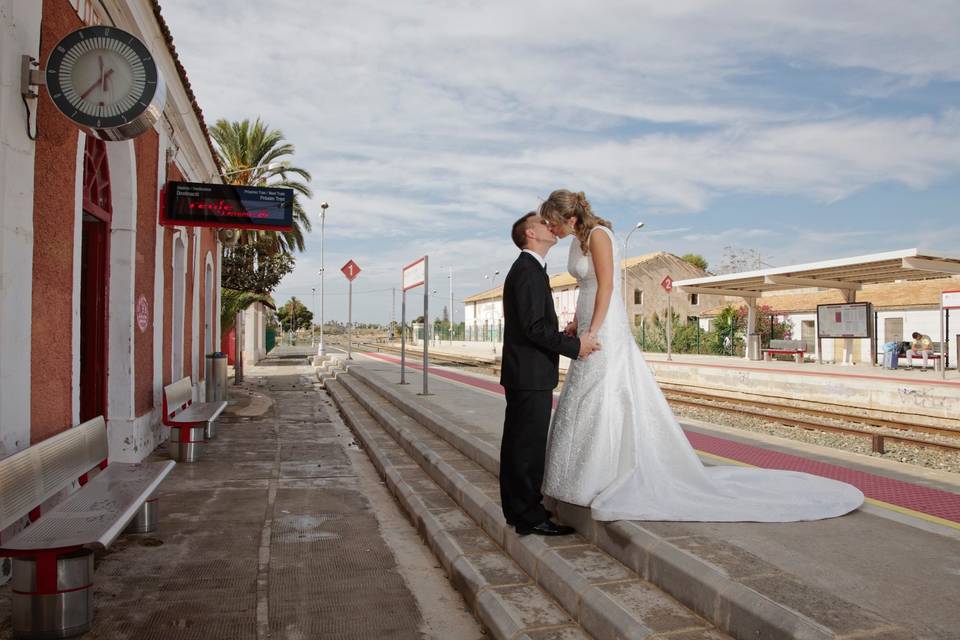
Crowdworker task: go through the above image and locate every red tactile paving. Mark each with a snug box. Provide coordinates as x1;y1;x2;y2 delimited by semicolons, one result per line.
362;352;960;523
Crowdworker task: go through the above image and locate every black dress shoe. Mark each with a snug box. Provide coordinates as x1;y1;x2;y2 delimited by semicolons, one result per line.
516;520;575;537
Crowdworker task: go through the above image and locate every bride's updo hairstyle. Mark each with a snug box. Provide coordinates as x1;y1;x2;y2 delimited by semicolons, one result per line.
539;189;612;255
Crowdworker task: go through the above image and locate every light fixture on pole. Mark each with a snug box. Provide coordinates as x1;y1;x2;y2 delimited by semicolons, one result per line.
622;222;645;312
318;201;329;357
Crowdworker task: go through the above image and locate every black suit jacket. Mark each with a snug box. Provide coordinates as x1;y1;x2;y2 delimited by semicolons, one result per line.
499;252;581;390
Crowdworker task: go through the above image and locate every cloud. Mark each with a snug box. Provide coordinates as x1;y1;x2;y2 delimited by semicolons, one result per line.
157;0;960;322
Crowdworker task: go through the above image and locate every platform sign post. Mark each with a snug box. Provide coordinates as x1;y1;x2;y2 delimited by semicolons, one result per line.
661;276;673;361
341;260;361;360
402;257;428;391
941;290;960;379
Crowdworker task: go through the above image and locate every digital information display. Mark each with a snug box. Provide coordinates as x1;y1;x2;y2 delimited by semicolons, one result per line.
817;302;872;339
161;181;293;230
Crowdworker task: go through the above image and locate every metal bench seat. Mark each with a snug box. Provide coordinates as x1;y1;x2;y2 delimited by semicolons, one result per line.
168;400;227;426
0;416;175;638
1;461;173;551
162;376;228;461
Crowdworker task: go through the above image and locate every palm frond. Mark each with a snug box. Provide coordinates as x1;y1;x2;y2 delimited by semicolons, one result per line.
210;117;314;256
221;288;276;334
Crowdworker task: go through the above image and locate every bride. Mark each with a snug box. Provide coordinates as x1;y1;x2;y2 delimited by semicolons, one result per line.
538;189;864;522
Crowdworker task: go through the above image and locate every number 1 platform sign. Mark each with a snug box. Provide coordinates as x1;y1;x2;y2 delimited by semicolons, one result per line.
341;259;361;281
400;256;430;393
341;260;361;360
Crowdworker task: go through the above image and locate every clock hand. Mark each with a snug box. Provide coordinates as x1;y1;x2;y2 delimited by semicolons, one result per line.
80;75;104;100
101;68;114;92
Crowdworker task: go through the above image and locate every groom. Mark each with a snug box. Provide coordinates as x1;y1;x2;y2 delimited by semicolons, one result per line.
499;212;599;536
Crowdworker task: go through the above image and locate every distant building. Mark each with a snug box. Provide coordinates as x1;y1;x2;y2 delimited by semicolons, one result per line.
463;252;722;339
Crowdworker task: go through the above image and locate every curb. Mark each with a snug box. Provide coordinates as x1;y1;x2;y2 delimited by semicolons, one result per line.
326;378;589;639
336;373;726;640
345;365;905;640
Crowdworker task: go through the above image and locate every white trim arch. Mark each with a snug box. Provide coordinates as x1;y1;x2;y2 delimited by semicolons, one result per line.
104;139;138;425
71;132;86;426
204;251;215;356
171;230;188;381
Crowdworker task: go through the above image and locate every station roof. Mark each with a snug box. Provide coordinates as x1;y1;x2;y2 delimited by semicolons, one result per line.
698;277;959;317
675;249;960;299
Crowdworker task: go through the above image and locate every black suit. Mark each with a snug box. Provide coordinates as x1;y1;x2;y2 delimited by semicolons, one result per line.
499;251;581;528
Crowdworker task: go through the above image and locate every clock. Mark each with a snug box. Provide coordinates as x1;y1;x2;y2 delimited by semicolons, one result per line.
45;26;166;141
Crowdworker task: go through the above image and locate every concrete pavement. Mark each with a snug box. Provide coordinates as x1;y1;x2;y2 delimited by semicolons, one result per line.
0;345;481;640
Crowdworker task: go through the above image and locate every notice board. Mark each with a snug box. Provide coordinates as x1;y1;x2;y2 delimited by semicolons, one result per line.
817;302;872;338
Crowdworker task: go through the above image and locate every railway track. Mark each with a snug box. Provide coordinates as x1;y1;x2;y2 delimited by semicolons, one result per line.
663;389;960;455
350;342;960;456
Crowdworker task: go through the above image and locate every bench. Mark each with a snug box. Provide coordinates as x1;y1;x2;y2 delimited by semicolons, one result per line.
903;344;943;371
162;377;227;462
0;416;175;638
762;339;808;363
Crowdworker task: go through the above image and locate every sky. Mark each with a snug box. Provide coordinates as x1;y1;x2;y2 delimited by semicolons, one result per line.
160;1;960;325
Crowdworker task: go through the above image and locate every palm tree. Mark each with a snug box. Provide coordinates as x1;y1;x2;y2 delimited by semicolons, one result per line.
210;118;313;253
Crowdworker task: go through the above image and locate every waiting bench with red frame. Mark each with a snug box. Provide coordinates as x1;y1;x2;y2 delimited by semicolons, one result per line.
0;416;174;638
762;339;808;363
162;377;227;462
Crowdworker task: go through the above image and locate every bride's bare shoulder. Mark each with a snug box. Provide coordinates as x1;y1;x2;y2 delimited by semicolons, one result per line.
588;225;614;251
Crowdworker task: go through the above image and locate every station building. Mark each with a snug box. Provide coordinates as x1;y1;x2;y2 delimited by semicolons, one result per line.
463;252;721;338
0;0;223;463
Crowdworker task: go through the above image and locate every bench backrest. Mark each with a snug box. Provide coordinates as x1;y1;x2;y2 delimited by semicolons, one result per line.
0;416;109;533
163;377;193;421
770;339;807;350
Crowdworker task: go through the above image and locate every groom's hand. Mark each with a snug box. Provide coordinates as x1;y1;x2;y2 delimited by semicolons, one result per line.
578;333;601;359
563;320;577;337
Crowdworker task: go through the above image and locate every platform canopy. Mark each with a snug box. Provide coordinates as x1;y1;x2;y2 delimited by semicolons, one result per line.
675;248;960;299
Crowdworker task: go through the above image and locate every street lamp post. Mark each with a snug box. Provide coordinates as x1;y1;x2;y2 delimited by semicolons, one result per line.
484;271;501;352
311;287;316;346
448;267;454;343
622;222;645;315
439;266;455;342
318;202;329;357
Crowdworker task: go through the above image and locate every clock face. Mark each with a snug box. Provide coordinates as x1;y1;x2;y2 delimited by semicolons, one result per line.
46;26;164;137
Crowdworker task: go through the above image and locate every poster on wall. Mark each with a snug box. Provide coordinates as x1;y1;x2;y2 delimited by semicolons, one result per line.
161;181;293;230
817;302;872;338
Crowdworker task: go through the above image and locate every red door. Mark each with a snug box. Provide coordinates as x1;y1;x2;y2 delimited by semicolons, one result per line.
79;138;111;422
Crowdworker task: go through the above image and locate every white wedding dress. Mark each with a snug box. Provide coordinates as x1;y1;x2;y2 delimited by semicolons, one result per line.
542;226;864;521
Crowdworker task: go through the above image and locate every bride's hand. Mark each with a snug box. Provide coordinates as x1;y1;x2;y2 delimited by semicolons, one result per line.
563;320;577;337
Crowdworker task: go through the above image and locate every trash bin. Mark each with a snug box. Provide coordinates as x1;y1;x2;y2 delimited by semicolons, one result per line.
205;352;227;403
747;333;762;360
